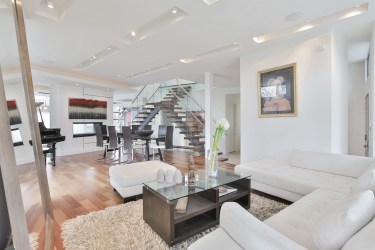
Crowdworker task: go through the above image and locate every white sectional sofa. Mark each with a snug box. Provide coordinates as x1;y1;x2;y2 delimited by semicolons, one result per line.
235;150;375;202
190;190;375;250
189;150;375;249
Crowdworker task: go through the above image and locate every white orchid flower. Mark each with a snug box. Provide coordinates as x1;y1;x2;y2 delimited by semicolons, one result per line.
216;118;230;130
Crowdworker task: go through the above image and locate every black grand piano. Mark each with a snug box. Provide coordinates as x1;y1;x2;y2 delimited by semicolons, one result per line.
29;103;65;166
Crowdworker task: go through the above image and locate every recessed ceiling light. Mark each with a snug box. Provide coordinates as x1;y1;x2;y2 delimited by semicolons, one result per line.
75;83;79;86
202;0;220;6
120;7;188;45
47;0;54;9
285;11;304;22
253;3;368;44
74;45;121;71
106;89;110;91
36;0;75;21
116;74;122;77
179;43;240;63
128;63;174;79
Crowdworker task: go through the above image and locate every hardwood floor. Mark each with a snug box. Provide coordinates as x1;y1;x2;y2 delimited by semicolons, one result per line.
17;150;235;249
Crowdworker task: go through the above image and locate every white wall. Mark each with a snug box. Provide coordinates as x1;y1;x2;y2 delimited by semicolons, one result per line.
4;82;114;164
225;94;241;153
241;33;334;162
213;87;240;153
49;83;113;156
348;62;366;156
331;30;349;153
370;23;375;157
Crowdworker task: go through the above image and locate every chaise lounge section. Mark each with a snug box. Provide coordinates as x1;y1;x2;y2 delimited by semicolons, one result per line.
190;150;375;249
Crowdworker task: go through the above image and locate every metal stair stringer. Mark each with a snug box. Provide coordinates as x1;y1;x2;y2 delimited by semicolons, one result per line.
139;106;161;130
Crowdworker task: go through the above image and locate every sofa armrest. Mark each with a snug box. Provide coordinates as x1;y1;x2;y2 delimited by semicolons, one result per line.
220;202;307;250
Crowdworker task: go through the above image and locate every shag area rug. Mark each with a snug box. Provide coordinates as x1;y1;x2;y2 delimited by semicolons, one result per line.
29;232;39;250
61;193;288;250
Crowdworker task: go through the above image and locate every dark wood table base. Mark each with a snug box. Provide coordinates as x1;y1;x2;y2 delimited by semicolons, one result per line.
143;178;251;246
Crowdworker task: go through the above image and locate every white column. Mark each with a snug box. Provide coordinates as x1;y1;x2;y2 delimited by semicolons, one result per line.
205;72;214;153
370;23;375;157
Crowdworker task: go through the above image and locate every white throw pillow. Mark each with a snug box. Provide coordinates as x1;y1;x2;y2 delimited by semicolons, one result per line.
351;167;375;193
342;217;375;250
312;190;375;250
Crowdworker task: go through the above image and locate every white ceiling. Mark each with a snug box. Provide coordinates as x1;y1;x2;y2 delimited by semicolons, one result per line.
0;0;374;93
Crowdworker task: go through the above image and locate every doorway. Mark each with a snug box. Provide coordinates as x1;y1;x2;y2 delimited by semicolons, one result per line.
225;94;240;164
365;94;369;157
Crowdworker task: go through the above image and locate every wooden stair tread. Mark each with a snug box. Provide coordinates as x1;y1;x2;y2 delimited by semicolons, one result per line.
189;142;205;146
175;125;198;129
184;135;205;139
179;131;203;134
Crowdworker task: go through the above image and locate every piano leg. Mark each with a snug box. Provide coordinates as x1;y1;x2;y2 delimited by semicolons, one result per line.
49;143;56;167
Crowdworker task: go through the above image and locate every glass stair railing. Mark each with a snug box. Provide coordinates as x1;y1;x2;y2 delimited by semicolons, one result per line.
128;79;206;155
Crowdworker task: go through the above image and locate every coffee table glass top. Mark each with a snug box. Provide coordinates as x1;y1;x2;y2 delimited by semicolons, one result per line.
143;168;250;202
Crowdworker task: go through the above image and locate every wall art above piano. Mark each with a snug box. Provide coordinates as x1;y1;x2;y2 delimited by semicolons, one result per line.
68;98;107;119
7;100;22;125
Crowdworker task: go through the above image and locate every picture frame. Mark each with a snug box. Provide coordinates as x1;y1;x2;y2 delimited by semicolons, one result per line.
7;100;22;125
68;98;107;119
257;63;297;117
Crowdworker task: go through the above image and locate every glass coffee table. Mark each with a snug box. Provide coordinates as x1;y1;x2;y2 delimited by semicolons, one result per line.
143;169;251;246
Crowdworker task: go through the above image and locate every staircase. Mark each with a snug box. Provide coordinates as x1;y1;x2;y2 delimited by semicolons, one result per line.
131;83;205;155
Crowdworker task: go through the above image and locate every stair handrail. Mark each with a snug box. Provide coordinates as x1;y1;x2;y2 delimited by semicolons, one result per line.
175;79;205;112
131;83;163;122
114;107;126;127
165;85;205;129
129;84;147;107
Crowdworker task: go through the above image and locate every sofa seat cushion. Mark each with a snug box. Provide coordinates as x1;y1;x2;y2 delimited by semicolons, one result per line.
265;189;347;249
291;150;374;178
109;161;176;188
235;159;354;196
188;228;243;250
312;190;375;250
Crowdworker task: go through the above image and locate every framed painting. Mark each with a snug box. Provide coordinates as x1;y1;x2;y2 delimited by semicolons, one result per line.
68;98;107;119
7;100;22;125
258;63;297;117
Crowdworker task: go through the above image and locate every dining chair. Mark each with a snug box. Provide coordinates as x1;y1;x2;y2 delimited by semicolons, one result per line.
101;124;108;137
108;126;123;161
158;125;167;138
143;125;152;130
94;124;109;161
122;126;145;160
131;125;140;134
150;126;174;161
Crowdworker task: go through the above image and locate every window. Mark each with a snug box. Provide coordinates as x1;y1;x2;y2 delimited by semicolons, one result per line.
73;122;102;138
35;94;50;128
11;128;23;147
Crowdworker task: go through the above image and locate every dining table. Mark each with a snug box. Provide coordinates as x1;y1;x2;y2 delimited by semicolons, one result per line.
105;133;165;161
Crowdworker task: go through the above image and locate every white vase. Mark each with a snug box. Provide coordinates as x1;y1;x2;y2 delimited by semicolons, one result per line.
156;169;165;183
207;149;218;177
174;170;183;184
165;170;174;184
